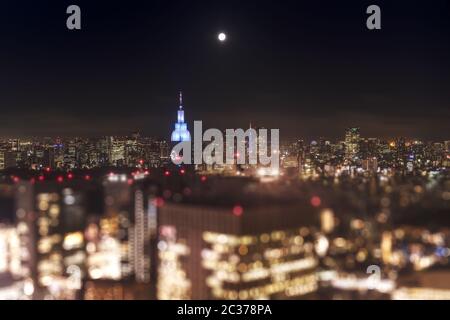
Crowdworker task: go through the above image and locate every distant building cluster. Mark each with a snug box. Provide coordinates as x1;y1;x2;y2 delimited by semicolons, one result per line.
0;134;170;171
280;127;449;179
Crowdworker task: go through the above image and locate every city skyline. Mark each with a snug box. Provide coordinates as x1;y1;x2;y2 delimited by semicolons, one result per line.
0;1;449;303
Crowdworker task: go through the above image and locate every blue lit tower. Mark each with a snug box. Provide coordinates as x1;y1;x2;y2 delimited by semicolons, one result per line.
171;92;191;142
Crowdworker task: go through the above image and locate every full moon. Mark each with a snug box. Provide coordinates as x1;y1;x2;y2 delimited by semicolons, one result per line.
218;32;227;42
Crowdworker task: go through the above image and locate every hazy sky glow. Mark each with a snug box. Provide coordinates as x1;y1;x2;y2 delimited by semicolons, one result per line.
0;0;449;140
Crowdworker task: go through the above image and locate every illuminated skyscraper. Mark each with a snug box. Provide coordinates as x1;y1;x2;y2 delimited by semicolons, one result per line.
170;92;191;142
156;178;320;300
14;181;88;299
63;141;78;169
344;127;360;163
87;175;155;287
107;137;126;166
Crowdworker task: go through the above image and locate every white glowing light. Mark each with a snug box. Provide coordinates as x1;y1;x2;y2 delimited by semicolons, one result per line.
218;33;227;41
314;235;329;257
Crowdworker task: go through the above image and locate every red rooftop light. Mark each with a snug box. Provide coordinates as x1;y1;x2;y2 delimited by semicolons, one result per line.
153;197;165;208
232;205;244;217
310;196;321;207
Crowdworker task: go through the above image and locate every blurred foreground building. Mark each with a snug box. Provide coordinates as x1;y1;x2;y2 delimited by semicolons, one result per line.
157;178;320;299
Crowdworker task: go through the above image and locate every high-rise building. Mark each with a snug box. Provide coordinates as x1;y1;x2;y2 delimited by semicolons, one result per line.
108;137;126;166
125;137;139;166
362;157;378;173
80;175;155;300
445;140;450;153
0;152;4;170
0;151;17;170
156;178;320;300
90;175;155;286
344;127;360;163
13;181;88;299
170;92;191;142
64;141;78;169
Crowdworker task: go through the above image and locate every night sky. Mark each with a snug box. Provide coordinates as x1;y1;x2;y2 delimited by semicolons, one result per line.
0;0;449;140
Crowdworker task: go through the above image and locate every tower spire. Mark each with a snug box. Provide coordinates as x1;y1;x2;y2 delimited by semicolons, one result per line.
171;91;191;142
